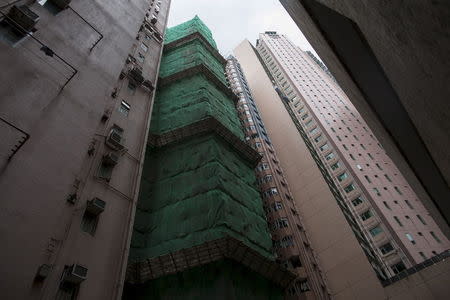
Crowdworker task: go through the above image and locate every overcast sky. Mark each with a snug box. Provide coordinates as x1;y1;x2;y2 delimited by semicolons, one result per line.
167;0;318;57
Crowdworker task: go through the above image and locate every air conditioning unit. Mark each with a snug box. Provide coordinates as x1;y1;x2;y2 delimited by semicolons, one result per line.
63;264;88;284
102;152;119;166
86;197;106;215
128;67;144;86
8;5;39;33
49;0;72;9
106;129;124;150
142;80;154;91
153;32;163;43
36;264;51;280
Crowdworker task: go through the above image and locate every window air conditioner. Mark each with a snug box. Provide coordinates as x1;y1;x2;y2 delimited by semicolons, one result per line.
128;67;144;86
142;80;154;91
102;152;119;166
86;197;106;215
50;0;72;9
63;264;88;284
8;5;39;33
106;130;124;150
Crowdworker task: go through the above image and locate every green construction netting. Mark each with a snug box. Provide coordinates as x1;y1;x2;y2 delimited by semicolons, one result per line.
150;74;243;139
159;38;226;85
130;134;273;262
165;15;218;50
123;259;283;300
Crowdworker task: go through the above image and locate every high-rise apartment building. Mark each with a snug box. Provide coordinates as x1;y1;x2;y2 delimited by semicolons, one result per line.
0;0;170;298
123;17;293;299
226;56;329;299
234;38;450;300
279;0;450;227
254;31;450;277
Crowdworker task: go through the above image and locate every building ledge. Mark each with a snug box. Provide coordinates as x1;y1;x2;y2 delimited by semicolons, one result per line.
158;63;238;103
164;31;226;66
126;236;297;288
148;117;262;167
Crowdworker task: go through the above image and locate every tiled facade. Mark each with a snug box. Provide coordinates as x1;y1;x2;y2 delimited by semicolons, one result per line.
255;32;450;277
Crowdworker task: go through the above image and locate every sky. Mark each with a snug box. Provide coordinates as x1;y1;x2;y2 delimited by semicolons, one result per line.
167;0;318;57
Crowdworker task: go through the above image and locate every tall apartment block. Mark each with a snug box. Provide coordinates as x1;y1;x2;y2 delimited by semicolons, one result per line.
254;31;450;276
279;0;450;227
225;56;329;299
0;0;170;298
234;37;450;299
122;17;294;299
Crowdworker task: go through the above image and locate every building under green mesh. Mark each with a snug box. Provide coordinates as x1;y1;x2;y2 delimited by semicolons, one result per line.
124;16;294;299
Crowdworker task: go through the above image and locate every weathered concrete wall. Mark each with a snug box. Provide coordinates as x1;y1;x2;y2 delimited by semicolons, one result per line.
0;0;170;299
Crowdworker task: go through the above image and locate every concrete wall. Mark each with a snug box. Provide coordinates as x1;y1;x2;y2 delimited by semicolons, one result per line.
279;0;450;234
234;39;450;300
0;0;170;299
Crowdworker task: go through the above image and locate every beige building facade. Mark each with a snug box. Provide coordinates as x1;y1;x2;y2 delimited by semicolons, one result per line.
234;38;450;300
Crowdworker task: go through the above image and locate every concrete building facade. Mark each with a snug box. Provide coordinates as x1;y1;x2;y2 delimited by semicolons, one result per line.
0;0;170;298
279;0;450;228
226;56;329;299
234;38;450;300
253;31;450;277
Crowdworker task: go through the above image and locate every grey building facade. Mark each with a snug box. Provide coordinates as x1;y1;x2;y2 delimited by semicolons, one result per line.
0;0;170;298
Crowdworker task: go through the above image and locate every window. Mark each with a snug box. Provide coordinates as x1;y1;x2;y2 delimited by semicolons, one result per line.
360;210;373;221
360;144;365;150
367;153;374;160
281;235;294;248
394;186;403;195
304;120;313;127
81;210;99;235
373;188;381;196
369;226;383;237
330;161;340;170
384;174;392;182
337;172;348;182
118;100;130;116
342;144;348;150
393;216;403;227
314;135;323;143
344;183;356;193
417;215;427;225
137;52;145;63
277;218;289;228
140;43;148;52
309;127;319;135
405;200;413;209
349;154;355;160
391;261;406;274
375;163;383;170
319;143;329;152
383;201;391;210
351;196;364;206
406;233;415;244
274;201;283;211
325;152;335;161
364;175;371;183
379;243;394;255
419;252;427;260
430;231;441;243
